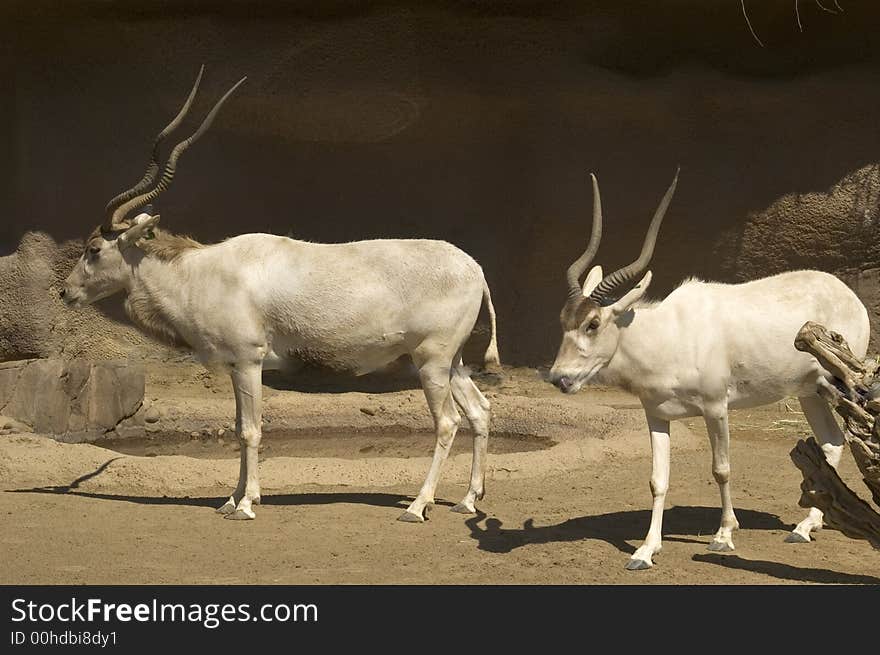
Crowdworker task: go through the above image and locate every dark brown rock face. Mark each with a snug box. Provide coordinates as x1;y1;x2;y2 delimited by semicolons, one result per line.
3;2;880;365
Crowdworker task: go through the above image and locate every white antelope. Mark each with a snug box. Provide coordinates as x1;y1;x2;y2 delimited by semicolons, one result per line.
61;68;500;522
548;170;870;569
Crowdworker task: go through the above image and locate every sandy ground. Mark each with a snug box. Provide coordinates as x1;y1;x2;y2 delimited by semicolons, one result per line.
0;365;877;585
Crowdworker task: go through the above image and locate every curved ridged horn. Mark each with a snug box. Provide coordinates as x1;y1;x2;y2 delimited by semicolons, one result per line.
588;167;679;306
103;66;205;227
108;76;247;228
566;173;603;299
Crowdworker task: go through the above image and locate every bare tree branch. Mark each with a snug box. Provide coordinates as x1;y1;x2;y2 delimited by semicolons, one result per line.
815;1;839;13
741;0;766;47
741;0;844;47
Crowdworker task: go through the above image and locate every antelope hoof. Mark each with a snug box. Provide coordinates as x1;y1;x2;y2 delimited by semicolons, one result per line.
625;558;653;571
224;507;256;520
451;502;476;514
398;501;432;523
784;531;811;544
216;499;236;515
707;540;735;552
397;510;425;523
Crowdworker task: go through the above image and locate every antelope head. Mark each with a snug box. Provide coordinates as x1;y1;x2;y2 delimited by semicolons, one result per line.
61;67;246;307
548;169;679;393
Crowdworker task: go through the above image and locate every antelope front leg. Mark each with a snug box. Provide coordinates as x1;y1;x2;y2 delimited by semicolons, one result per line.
704;408;739;552
216;445;247;516
627;414;671;570
223;362;264;521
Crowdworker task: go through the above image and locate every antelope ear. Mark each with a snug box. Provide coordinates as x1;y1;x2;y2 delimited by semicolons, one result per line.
610;271;653;315
118;213;161;248
581;265;603;297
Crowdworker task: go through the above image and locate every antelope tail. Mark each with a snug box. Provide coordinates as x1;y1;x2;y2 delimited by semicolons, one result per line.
482;278;501;367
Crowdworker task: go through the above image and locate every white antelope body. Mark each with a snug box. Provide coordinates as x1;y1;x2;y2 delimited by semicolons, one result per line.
549;171;869;569
62;69;499;522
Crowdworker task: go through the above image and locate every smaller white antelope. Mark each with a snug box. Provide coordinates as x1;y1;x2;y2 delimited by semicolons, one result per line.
548;170;870;569
61;68;500;522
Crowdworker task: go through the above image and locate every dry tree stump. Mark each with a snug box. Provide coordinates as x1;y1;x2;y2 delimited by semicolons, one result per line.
790;321;880;549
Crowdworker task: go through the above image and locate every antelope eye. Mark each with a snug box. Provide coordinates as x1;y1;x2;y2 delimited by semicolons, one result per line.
88;246;101;256
585;318;600;332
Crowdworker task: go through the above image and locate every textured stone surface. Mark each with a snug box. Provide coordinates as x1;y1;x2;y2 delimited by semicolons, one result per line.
728;165;880;280
0;359;144;438
725;166;880;351
0;232;181;363
843;267;880;353
0;415;32;435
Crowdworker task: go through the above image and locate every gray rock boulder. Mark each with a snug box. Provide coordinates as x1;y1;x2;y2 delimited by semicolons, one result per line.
0;358;144;439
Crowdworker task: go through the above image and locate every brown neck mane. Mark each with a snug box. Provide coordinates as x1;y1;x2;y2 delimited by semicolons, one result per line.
137;228;204;261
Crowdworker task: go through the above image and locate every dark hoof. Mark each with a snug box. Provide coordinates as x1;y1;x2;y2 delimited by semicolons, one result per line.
707;540;734;552
224;509;256;520
450;503;476;514
397;510;425;523
625;559;652;571
784;531;810;543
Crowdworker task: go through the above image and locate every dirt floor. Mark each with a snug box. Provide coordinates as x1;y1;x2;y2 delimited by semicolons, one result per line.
0;365;877;585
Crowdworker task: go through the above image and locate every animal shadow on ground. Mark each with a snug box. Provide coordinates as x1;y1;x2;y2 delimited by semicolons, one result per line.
13;457;125;494
691;554;880;584
6;459;453;511
465;507;880;583
465;506;784;556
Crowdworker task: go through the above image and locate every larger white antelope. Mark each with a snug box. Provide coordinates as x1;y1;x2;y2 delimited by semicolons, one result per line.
548;170;870;569
62;68;500;522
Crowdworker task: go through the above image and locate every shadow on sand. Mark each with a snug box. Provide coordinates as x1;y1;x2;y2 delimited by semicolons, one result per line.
464;506;880;583
692;553;880;584
5;459;450;511
464;505;786;556
11;463;878;584
6;489;432;511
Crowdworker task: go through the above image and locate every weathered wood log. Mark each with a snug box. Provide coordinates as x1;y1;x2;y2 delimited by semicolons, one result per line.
850;438;880;508
789;438;880;549
794;321;867;395
789;321;880;548
817;384;874;438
